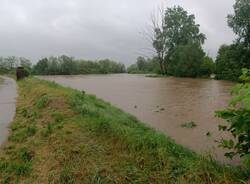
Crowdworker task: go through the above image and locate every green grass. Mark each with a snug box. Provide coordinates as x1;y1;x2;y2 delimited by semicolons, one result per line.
0;76;4;84
0;77;249;183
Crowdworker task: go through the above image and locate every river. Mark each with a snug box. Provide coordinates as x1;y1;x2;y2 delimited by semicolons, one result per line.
0;77;17;145
39;74;237;164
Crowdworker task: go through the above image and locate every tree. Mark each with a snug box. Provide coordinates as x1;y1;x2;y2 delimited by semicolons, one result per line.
152;6;206;74
216;0;250;81
168;43;205;77
199;56;215;77
215;44;250;81
20;57;32;70
59;55;76;75
228;0;250;47
136;57;147;71
48;57;60;75
33;58;49;75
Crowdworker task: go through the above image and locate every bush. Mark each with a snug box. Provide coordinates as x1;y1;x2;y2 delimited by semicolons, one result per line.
199;56;215;77
215;44;250;81
216;68;250;169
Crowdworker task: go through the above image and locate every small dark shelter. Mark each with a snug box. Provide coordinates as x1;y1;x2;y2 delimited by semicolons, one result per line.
16;67;29;80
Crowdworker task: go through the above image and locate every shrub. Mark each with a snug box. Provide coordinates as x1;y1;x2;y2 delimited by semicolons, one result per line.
216;68;250;169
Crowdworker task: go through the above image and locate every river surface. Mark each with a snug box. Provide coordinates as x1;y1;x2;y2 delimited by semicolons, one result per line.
39;74;237;164
0;77;17;145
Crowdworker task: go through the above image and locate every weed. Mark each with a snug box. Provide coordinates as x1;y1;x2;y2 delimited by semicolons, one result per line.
36;94;50;108
51;111;64;123
42;123;53;137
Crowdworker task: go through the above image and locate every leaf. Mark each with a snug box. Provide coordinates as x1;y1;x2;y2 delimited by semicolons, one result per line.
218;125;227;131
224;152;236;160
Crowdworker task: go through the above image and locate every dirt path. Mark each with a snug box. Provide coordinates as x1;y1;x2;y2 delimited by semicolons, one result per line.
0;76;17;145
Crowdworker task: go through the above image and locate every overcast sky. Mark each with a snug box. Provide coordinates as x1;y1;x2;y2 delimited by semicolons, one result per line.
0;0;235;65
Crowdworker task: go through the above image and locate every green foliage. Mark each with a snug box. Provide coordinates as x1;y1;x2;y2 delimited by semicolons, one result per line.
216;69;250;168
9;124;37;142
215;44;250;81
0;56;31;74
199;56;215;77
127;57;160;74
152;5;206;75
215;0;250;81
168;43;205;77
228;0;250;47
32;55;126;75
36;94;50;109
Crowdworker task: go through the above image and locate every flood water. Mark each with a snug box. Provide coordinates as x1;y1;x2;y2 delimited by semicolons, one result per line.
0;77;17;145
39;74;237;164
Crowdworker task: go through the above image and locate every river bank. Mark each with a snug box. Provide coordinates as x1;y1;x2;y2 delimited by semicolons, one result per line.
39;74;236;164
0;77;249;183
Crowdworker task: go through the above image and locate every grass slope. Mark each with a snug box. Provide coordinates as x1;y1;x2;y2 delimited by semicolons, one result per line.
0;77;248;183
0;77;4;84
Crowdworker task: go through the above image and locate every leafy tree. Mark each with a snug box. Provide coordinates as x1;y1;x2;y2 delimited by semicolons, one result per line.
48;57;60;75
216;68;250;169
127;64;138;74
215;44;250;81
168;43;205;77
59;55;76;75
33;58;49;75
215;0;250;81
20;57;32;70
228;0;250;47
199;56;215;77
127;57;161;74
136;57;147;71
152;6;206;74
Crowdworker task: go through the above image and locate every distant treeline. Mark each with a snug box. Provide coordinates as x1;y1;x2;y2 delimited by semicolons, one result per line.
0;56;32;74
0;55;126;75
128;56;215;78
33;56;126;75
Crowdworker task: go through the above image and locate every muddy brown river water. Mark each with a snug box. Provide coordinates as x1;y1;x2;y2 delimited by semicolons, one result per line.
0;77;17;145
39;74;238;164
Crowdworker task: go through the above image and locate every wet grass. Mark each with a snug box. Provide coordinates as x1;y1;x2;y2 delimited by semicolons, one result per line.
0;76;4;84
0;77;249;183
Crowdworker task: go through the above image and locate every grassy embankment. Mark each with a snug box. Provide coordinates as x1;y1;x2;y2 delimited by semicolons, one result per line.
0;77;249;183
0;76;4;84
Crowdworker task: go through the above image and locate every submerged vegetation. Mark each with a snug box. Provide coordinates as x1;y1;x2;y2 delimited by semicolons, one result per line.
181;121;197;129
0;77;249;183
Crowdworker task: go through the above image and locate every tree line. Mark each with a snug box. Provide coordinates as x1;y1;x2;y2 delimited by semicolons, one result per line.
0;56;32;74
128;0;250;81
32;56;125;75
0;55;126;75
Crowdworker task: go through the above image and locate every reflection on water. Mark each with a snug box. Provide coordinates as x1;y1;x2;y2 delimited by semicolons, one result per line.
0;77;17;145
39;74;238;164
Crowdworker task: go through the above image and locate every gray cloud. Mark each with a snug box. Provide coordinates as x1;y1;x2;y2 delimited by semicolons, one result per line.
0;0;235;65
